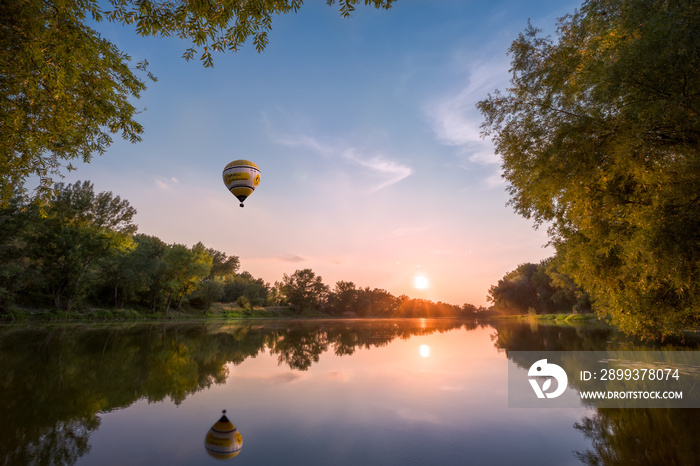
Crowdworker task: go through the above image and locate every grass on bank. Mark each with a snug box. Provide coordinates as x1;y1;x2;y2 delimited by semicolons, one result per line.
2;304;601;324
0;303;301;322
494;312;600;323
205;303;299;319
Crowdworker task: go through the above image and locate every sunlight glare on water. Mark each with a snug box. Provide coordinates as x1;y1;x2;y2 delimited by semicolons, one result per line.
419;344;431;358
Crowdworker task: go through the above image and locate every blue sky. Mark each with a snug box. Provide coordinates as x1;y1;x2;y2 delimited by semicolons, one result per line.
65;0;582;306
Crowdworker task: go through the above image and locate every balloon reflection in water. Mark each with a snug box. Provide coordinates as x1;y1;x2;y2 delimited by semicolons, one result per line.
204;410;243;460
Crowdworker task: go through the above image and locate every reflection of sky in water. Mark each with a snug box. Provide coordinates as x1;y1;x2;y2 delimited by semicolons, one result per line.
78;326;591;465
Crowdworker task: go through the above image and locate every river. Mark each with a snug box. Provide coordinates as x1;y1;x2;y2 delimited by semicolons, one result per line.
0;319;698;465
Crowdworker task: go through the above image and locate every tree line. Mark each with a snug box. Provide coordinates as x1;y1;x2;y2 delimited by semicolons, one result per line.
487;258;593;315
280;268;486;318
0;181;265;314
0;181;486;318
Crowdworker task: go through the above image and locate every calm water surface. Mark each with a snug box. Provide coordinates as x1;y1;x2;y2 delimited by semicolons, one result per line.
1;319;698;465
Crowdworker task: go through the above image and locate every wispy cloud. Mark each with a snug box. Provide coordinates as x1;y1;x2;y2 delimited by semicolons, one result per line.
269;115;412;193
426;58;510;185
154;177;181;191
342;149;412;193
155;179;170;191
276;253;306;263
250;253;308;264
276;134;335;157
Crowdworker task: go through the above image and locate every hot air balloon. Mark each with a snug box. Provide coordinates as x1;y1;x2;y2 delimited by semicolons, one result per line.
222;160;261;207
204;410;243;460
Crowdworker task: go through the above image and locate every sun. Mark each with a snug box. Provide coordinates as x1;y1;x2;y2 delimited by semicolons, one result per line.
413;274;430;290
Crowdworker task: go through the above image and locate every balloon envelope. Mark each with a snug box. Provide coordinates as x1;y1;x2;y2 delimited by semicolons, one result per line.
204;411;243;460
222;160;260;207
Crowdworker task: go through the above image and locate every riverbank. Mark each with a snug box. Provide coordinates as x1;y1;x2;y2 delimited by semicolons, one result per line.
490;313;700;343
492;313;601;323
3;308;699;345
0;307;606;325
0;303;304;323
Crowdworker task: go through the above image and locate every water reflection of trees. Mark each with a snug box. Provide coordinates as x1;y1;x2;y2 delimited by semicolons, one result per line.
0;319;473;465
491;321;700;466
264;320;476;369
491;321;616;353
574;408;700;466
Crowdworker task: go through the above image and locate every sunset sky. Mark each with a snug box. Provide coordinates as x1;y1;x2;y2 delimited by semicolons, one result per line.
63;0;581;306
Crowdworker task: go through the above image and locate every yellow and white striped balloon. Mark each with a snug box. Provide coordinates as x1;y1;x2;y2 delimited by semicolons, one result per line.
222;160;261;207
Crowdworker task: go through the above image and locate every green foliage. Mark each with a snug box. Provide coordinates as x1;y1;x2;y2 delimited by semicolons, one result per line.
478;0;700;337
92;234;160;308
327;280;359;315
25;181;136;311
0;182;249;315
360;288;401;316
203;244;240;278
1;0;395;202
106;0;395;65
281;268;330;314
222;271;269;306
189;278;225;312
488;258;592;315
126;234;168;311
0;0;151;202
161;243;212;312
0;193;43;310
236;295;251;310
325;282;406;317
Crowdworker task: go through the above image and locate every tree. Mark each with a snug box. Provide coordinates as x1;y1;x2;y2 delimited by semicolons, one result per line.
0;0;152;202
0;194;43;311
106;0;397;65
281;269;329;314
488;263;540;315
161;243;212;313
36;181;137;311
190;277;225;312
478;0;700;337
267;281;287;306
1;0;395;203
356;287;399;317
129;234;168;312
327;281;359;315
202;245;239;278
94;233;169;308
222;271;269;306
488;259;592;315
